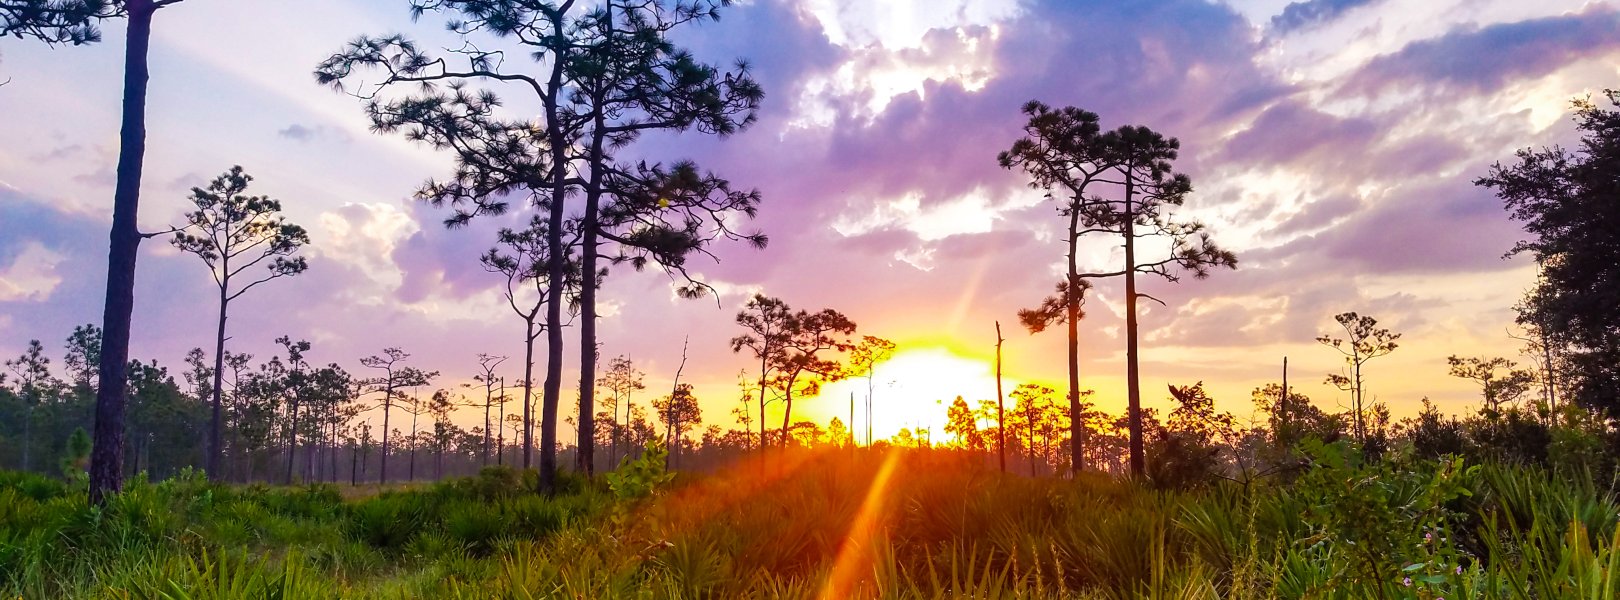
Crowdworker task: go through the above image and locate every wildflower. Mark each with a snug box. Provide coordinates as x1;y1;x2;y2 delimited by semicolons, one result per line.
1402;577;1412;587
1456;565;1463;574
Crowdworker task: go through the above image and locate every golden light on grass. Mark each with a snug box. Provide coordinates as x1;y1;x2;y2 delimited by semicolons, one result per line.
816;448;904;600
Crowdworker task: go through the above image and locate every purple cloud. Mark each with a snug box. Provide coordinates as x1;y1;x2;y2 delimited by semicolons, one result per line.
1271;0;1381;34
1344;6;1620;96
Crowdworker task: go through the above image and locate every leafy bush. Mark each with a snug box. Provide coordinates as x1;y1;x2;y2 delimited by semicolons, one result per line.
347;494;426;551
605;441;675;502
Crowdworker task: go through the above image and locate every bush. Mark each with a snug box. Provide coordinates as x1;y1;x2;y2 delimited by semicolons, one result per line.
347;494;427;551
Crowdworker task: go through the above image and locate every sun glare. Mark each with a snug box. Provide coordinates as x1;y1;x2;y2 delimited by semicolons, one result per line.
813;347;1016;444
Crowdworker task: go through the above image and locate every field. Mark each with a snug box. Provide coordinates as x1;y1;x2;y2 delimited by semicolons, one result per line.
3;445;1618;599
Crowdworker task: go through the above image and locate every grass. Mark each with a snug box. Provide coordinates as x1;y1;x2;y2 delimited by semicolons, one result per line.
2;445;1618;598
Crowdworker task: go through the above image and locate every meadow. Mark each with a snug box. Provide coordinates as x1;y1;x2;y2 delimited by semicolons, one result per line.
3;443;1617;599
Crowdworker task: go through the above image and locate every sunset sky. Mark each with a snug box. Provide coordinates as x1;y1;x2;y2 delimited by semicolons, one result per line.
1;0;1614;442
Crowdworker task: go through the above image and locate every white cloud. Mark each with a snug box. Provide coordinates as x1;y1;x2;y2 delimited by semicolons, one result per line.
0;243;66;302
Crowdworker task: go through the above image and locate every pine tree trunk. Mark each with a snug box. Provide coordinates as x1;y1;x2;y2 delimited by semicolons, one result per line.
380;380;394;483
1066;208;1085;475
577;10;611;474
538;14;569;492
408;401;418;481
89;0;156;506
781;380;794;449
995;322;1006;473
22;404;33;472
208;284;228;477
284;393;299;485
482;384;491;466
1124;168;1145;478
758;360;769;451
522;319;537;470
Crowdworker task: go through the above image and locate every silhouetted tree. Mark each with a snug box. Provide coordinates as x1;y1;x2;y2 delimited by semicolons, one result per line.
991;104;1231;476
1008;384;1066;476
731;294;792;450
1001;102;1104;475
278;347;348;485
653;383;700;467
172;166;309;477
314;0;759;489
0;1;119;44
598;354;645;467
231;354;285;481
317;0;571;489
846;335;895;446
1153;382;1234;489
358;348;436;483
1003;102;1236;477
472;354;505;465
569;0;765;476
274;336;311;485
1447;355;1535;417
1090;125;1237;477
301;362;353;483
62;324;101;391
944;396;984;451
1250;383;1342;449
4;0;193;504
769;305;856;449
1317;312;1400;443
1478;90;1620;418
481;215;578;469
5;340;56;471
124;357;202;477
427;389;456;479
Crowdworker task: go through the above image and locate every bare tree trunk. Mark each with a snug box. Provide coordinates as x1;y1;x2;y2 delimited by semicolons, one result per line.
577;4;613;475
781;378;794;450
1347;353;1360;444
380;380;394;483
1280;357;1289;452
284;390;300;485
758;358;769;452
537;15;569;492
1066;209;1085;475
89;0;156;506
329;420;339;482
1124;169;1145;478
522;320;537;470
408;396;419;481
996;321;1006;473
21;405;32;472
497;379;506;466
207;289;229;475
482;381;492;466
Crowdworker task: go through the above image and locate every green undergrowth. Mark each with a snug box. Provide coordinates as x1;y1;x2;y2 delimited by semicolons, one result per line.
2;443;1618;598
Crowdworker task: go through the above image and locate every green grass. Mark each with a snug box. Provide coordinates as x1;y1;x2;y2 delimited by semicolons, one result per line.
2;447;1618;598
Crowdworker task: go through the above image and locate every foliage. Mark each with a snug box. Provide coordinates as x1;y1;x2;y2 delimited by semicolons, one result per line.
605;441;675;503
4;446;1620;597
1478;90;1620;418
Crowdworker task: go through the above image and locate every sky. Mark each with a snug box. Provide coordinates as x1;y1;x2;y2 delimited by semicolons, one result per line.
1;0;1616;443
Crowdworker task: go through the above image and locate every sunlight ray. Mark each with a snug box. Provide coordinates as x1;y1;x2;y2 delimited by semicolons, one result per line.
817;448;905;599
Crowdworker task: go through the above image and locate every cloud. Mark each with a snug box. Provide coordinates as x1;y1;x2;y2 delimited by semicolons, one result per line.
1270;0;1380;35
277;123;350;143
0;0;1600;423
1343;6;1620;96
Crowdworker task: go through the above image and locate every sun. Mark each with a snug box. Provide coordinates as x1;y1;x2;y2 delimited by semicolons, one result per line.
813;346;1017;444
